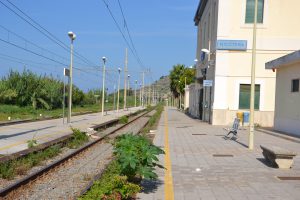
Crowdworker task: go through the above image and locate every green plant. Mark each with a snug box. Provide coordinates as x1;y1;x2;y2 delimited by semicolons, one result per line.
119;116;128;124
0;145;61;179
114;133;164;180
67;128;89;149
0;161;15;179
79;161;140;200
27;138;37;148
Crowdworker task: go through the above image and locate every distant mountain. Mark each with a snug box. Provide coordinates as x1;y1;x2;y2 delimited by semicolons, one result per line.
143;75;170;99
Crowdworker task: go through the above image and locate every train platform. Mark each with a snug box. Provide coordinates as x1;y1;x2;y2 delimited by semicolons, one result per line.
0;107;142;155
137;107;300;200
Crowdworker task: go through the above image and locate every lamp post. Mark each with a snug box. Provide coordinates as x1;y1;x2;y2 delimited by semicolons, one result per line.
249;0;258;150
139;83;142;107
101;56;107;116
117;67;121;113
127;74;130;107
134;80;137;107
67;31;76;124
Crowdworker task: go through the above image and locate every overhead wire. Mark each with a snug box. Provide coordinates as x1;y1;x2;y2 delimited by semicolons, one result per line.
100;0;146;70
1;0;96;66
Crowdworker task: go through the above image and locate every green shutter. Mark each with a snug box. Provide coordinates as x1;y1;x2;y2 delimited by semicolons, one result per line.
245;0;264;24
239;84;260;110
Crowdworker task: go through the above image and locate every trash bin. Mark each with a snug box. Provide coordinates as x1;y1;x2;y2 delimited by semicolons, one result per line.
243;112;250;126
236;112;243;125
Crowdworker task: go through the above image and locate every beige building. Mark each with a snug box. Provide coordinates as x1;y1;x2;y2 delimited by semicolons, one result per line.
191;0;300;126
266;51;300;136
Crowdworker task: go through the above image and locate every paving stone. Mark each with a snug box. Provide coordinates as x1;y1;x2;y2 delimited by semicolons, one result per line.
137;107;300;199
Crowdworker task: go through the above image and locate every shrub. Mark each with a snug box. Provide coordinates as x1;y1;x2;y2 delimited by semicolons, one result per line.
67;128;89;149
113;133;164;180
119;116;128;124
79;161;140;200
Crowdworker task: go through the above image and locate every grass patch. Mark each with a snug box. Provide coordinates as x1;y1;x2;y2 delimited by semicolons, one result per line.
0;145;61;179
66;128;89;149
141;103;164;134
119;116;128;124
0;128;89;180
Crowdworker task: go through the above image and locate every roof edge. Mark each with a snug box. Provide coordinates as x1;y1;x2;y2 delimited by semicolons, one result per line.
265;50;300;69
194;0;208;26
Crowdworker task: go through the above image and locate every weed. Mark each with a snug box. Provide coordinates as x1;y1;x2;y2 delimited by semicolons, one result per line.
27;138;37;148
66;128;89;149
119;116;128;124
79;161;140;200
0;145;61;179
114;133;164;180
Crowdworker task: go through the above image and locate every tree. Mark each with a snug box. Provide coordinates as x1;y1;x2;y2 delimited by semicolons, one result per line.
169;64;195;97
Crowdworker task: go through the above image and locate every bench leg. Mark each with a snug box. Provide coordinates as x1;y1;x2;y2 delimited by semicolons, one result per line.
275;159;294;169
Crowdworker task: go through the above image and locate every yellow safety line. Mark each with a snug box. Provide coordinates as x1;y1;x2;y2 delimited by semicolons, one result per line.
0;129;69;151
164;108;174;200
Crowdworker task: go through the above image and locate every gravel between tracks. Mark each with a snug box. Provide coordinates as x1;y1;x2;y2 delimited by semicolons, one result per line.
3;114;152;200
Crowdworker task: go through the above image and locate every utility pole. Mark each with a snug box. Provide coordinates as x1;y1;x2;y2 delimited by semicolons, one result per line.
139;83;142;107
67;31;76;124
101;57;107;116
142;71;145;107
134;80;137;107
123;48;128;110
249;0;258;150
117;68;121;113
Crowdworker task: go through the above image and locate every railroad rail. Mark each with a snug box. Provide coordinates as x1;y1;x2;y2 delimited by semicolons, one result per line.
0;108;152;198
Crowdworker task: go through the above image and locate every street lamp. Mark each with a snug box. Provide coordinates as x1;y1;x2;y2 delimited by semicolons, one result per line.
249;0;259;150
134;80;137;107
139;83;142;107
127;75;130;106
117;67;121;113
101;56;107;116
67;31;76;124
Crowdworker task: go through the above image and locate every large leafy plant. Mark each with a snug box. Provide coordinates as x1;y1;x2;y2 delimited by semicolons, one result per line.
113;133;164;180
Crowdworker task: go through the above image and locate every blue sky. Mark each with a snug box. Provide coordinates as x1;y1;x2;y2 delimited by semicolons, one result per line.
0;0;199;92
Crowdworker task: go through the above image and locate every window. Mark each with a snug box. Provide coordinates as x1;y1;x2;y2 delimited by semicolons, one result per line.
292;79;299;92
245;0;264;24
239;84;260;110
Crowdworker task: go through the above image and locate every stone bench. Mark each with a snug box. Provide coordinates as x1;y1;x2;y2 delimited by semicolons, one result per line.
260;145;297;169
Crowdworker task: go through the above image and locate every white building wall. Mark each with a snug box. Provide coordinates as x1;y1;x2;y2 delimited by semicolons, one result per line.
274;63;300;136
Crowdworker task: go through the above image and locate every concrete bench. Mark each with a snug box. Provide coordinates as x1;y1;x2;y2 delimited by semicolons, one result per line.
260;145;297;169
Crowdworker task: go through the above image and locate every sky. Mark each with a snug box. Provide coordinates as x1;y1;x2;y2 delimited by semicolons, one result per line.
0;0;199;92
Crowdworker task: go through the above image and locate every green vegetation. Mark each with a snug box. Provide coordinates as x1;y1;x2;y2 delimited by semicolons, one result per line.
80;133;164;199
0;128;89;180
79;161;140;200
141;103;164;134
169;64;195;97
119;116;128;124
27;138;38;148
0;69;139;122
0;145;61;179
67;128;89;149
114;133;164;180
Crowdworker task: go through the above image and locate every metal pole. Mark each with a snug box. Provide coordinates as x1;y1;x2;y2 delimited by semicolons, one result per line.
134;80;137;107
113;85;116;112
139;84;142;107
142;72;145;107
67;39;73;123
117;68;121;113
249;0;258;150
123;48;128;110
101;57;106;116
63;73;66;124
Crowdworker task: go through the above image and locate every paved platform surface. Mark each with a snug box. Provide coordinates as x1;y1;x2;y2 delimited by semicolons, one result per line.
0;107;142;155
137;107;300;200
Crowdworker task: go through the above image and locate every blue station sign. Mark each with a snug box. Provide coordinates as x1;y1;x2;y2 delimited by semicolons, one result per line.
216;40;247;51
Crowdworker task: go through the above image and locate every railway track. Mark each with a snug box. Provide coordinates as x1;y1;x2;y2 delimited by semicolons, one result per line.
0;108;155;199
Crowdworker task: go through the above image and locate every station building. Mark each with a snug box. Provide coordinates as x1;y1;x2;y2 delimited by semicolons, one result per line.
190;0;300;126
266;51;300;136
